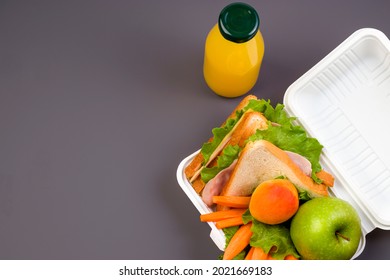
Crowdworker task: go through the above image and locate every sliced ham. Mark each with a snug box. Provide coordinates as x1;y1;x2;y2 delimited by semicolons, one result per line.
201;160;237;206
285;151;312;176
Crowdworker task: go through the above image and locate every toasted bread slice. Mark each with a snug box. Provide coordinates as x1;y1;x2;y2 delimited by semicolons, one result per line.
220;140;329;198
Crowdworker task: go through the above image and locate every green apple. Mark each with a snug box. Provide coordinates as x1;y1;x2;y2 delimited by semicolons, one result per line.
290;197;361;260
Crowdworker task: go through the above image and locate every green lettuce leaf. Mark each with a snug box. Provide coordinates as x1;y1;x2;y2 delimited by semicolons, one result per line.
200;113;243;164
250;219;300;260
200;145;241;183
223;226;240;247
243;99;296;126
298;189;312;201
242;209;253;224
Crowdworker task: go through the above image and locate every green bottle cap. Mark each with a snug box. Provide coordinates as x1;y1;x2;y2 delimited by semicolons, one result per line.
218;2;260;43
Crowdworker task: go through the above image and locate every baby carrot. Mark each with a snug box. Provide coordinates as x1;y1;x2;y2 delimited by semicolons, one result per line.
215;215;244;229
212;196;251;208
245;247;255;260
284;255;298;260
200;209;246;222
252;247;268;260
223;223;252;260
316;170;334;187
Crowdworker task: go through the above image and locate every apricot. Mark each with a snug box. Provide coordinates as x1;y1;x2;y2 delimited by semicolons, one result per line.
249;179;299;225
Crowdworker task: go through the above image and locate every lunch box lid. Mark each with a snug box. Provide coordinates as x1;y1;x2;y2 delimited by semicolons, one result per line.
284;28;390;233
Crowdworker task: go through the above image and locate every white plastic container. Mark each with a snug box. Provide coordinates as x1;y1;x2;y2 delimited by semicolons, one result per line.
177;28;390;258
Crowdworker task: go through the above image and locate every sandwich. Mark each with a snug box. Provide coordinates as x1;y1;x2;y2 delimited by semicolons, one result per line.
184;95;334;207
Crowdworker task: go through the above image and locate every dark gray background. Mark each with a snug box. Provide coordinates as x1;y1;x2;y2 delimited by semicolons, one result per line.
0;0;389;259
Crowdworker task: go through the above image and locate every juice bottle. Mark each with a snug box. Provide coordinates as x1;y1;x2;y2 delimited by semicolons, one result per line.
203;2;264;98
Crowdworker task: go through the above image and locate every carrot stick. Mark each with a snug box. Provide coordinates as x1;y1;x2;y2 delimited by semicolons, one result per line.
284;255;298;260
245;247;255;260
213;196;251;208
252;247;268;260
223;223;252;260
200;209;246;222
215;215;244;229
316;170;334;187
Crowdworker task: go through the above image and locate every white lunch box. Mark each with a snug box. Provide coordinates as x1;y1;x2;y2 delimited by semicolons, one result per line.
177;28;390;259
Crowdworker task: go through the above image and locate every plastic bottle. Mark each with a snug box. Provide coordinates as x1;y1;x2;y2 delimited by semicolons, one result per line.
203;2;264;98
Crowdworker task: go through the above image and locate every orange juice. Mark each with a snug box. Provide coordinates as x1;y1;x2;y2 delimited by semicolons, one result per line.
203;3;264;98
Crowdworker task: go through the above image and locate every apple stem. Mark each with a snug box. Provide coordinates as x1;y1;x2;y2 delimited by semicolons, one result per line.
336;231;350;242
